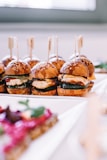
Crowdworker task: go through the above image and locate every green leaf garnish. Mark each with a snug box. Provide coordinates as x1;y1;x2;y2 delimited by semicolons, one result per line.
18;100;45;118
18;99;30;109
0;126;4;135
95;63;107;69
31;106;45;118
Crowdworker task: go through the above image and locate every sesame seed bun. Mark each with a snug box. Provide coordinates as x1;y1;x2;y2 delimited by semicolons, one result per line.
2;56;16;67
5;60;31;75
30;61;58;79
23;57;40;69
31;88;57;96
69;54;94;77
6;87;30;94
49;57;65;73
60;60;89;78
76;57;94;77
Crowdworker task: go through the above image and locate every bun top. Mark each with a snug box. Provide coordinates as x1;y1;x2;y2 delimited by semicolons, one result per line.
69;53;87;61
30;61;58;79
60;60;89;78
49;57;65;72
5;60;31;75
2;56;16;67
69;53;94;77
49;54;63;60
0;63;5;74
23;57;40;69
76;57;94;77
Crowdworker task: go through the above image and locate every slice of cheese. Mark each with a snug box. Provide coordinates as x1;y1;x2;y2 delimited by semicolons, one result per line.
32;79;56;89
59;74;89;86
6;79;28;86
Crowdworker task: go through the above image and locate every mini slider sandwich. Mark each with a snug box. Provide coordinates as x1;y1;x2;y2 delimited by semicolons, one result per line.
30;61;58;95
2;37;16;67
4;60;31;94
23;37;40;69
49;36;65;73
57;58;95;96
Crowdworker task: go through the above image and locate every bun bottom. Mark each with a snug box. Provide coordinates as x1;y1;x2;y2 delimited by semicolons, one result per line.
0;84;6;93
57;82;94;96
87;81;94;92
7;87;30;94
31;88;57;96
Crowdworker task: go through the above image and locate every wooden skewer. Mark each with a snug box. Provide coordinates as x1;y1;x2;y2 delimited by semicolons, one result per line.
53;35;55;55
48;37;51;62
74;36;77;61
8;37;14;59
27;37;35;60
77;35;83;55
14;37;19;61
55;36;59;60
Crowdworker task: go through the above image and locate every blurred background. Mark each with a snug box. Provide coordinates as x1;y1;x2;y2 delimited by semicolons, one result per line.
0;0;107;62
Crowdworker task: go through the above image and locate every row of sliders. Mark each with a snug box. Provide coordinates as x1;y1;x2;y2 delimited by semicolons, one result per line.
0;35;95;96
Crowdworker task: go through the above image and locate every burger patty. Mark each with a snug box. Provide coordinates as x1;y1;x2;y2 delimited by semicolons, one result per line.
59;82;88;90
32;85;57;92
58;74;90;89
31;78;58;89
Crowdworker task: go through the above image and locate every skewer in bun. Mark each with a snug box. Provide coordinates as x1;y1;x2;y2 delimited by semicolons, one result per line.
24;37;40;69
30;37;58;96
2;37;16;67
30;61;58;95
49;36;65;73
69;35;95;79
5;60;31;94
4;38;31;94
